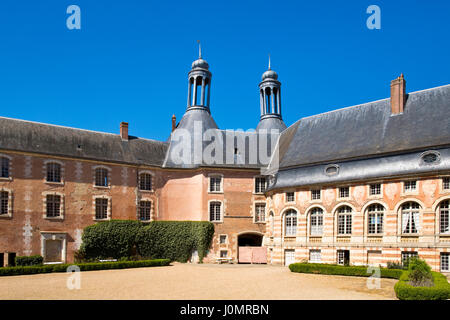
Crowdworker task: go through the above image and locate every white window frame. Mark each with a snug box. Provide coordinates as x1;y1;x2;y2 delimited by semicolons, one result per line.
208;174;223;193
337;206;352;235
369;183;382;197
218;234;228;245
0;188;13;218
42;191;64;220
338;186;350;199
285;191;295;204
44;160;64;184
254;176;267;194
138;199;152;222
284;209;298;237
401;202;421;234
93;165;111;188
93;195;111;221
309;207;324;236
311;189;321;201
403;180;418;194
208;200;223;223
309;249;322;263
443;177;450;191
254;202;266;223
439;200;449;234
138;171;154;192
367;204;384;235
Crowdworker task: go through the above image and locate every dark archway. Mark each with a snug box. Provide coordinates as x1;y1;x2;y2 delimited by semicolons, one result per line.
238;233;263;246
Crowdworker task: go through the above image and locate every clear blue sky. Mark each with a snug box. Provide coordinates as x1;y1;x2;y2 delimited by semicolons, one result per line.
0;0;449;141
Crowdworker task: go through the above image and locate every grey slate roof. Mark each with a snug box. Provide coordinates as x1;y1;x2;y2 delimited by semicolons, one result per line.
278;84;450;169
267;84;450;191
0;117;168;166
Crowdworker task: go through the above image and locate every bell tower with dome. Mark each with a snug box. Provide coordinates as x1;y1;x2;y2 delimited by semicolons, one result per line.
187;42;212;111
256;56;287;132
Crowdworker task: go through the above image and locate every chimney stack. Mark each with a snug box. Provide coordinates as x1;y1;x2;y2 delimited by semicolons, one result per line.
172;114;177;132
390;74;406;115
120;122;129;140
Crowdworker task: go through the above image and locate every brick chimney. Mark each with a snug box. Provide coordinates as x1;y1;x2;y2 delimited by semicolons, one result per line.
390;74;406;114
120;122;129;140
172;114;177;132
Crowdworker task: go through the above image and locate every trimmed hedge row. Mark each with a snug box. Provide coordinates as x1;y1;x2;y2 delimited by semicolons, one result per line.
78;220;215;263
0;259;170;277
394;271;450;300
15;255;43;266
288;263;403;279
136;221;215;263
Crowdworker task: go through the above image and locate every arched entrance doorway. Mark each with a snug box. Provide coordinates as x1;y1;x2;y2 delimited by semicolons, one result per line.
237;232;266;264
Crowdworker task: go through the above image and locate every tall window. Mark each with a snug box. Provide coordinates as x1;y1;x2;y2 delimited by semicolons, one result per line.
440;200;449;234
441;253;449;272
444;178;450;190
209;201;221;222
95;168;108;187
339;187;349;198
139;173;152;191
337;206;352;235
311;189;321;200
310;207;323;236
402;202;420;234
370;184;381;196
285;210;297;236
286;192;295;203
1;157;9;178
368;204;384;234
0;191;8;215
46;162;61;183
95;198;108;220
404;181;417;192
139;201;151;221
46;195;61;218
209;176;222;192
255;177;267;193
255;203;266;222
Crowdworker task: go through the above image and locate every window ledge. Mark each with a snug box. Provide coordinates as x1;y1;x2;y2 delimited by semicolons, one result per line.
400;234;420;237
0;214;12;219
93;218;110;221
44;216;64;220
208;191;223;194
254;221;266;224
253;192;265;195
45;181;64;186
94;186;110;189
210;221;223;224
0;177;12;181
139;189;154;193
439;233;450;237
367;234;384;237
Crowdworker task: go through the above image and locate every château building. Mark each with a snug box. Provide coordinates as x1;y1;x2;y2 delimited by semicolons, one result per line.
0;52;449;272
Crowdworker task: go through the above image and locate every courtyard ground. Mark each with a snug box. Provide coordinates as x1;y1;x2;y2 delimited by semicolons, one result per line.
0;263;397;300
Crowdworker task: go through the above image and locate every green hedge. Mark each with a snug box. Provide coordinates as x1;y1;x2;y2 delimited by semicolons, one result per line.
289;263;403;279
394;271;450;300
78;220;215;263
0;259;170;277
79;220;143;260
135;221;215;263
15;255;44;266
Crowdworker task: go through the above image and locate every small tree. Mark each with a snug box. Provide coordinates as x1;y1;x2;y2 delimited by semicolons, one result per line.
407;258;433;287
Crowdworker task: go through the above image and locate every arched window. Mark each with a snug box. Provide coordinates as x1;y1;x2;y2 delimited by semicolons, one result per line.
285;209;297;236
337;206;352;235
310;208;323;236
46;162;61;183
439;200;449;234
401;202;420;234
139;173;153;191
367;204;384;234
95;168;108;187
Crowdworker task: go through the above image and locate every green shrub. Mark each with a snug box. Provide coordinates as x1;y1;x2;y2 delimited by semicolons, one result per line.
407;258;433;287
0;259;170;277
15;255;44;266
289;263;403;279
78;220;143;260
135;221;215;263
387;261;405;270
394;271;450;300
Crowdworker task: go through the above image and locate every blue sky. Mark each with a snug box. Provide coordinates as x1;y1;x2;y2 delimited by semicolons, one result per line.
0;0;448;141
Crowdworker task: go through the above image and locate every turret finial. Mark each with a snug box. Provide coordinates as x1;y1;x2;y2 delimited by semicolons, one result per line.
197;40;202;59
268;54;271;70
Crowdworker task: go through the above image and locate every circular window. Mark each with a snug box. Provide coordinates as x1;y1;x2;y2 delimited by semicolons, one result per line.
324;164;339;176
420;151;440;165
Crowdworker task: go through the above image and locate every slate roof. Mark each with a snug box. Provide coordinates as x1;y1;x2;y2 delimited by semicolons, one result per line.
0;117;168;166
278;84;450;169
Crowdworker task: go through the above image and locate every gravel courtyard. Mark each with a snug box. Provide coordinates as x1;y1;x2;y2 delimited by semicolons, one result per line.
0;263;397;300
